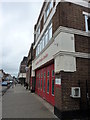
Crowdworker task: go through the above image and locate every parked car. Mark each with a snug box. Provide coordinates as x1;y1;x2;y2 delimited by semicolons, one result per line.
2;81;8;86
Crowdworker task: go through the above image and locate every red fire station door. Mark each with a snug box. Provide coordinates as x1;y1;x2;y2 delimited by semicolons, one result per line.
35;64;55;106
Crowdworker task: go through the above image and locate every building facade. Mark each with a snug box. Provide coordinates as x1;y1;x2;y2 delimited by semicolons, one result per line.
26;43;35;91
18;57;27;85
31;0;90;119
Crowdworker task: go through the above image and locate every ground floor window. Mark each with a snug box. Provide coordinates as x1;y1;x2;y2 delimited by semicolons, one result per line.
43;78;45;92
52;79;54;95
47;79;49;93
41;79;42;90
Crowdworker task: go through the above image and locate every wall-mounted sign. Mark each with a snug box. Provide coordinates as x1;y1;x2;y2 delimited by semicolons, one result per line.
36;53;48;65
55;78;61;85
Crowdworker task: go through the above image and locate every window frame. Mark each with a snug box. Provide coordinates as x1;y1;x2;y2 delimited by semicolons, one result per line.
52;79;54;96
47;79;49;94
83;12;90;32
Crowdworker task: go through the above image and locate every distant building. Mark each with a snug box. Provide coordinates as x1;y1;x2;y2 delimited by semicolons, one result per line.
26;43;35;91
0;69;13;82
31;0;90;119
0;69;4;82
18;57;27;85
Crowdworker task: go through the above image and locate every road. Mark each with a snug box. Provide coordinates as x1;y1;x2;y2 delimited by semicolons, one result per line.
2;84;57;119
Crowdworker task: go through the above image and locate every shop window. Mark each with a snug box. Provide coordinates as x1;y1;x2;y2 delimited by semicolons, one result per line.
52;79;54;95
47;79;49;93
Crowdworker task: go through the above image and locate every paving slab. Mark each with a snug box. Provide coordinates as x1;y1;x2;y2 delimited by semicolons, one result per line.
2;84;57;119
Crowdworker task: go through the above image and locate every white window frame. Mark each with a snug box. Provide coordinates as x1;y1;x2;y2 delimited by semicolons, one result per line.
36;22;52;57
85;15;89;32
83;11;90;32
44;1;53;23
48;23;52;40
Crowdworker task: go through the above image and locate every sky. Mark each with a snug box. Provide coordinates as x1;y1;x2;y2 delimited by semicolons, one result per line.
0;1;43;77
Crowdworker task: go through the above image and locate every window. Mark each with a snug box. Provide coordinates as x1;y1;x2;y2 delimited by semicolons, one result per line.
40;41;41;53
39;73;40;78
42;37;44;49
47;71;49;77
49;23;52;40
37;26;40;38
40;40;43;51
36;21;52;57
88;17;90;31
45;30;48;45
46;6;49;18
36;47;38;57
43;79;45;92
41;79;42;90
52;79;54;95
49;1;53;10
44;1;53;23
44;36;46;47
47;79;49;93
43;72;46;92
41;72;43;78
38;79;40;88
52;70;54;76
85;15;90;32
37;45;39;55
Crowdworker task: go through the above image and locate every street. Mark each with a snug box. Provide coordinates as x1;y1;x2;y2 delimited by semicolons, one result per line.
2;84;57;118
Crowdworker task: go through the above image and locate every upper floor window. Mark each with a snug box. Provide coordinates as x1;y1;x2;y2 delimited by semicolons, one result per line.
88;17;90;31
85;15;90;32
36;26;40;39
44;1;53;23
36;22;52;57
48;23;52;40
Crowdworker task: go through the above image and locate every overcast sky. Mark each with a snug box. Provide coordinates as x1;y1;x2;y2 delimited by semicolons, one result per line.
0;1;43;77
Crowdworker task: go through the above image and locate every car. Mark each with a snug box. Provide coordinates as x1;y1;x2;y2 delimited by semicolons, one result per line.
2;81;8;86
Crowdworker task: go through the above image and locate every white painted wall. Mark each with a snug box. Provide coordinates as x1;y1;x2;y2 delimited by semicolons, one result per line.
55;55;76;73
32;32;76;73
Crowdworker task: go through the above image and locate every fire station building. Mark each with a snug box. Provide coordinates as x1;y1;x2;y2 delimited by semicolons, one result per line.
31;0;90;119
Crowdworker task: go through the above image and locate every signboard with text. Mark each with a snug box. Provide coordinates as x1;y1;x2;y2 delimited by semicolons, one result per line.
55;78;61;85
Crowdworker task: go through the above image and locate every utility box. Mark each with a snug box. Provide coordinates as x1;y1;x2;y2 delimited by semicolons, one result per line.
70;87;81;98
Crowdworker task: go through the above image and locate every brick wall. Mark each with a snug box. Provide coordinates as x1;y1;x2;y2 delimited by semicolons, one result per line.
75;35;90;53
52;2;89;34
56;58;90;111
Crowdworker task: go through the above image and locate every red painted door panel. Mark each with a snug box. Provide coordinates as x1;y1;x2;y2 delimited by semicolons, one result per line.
35;64;55;106
42;68;46;99
50;64;55;106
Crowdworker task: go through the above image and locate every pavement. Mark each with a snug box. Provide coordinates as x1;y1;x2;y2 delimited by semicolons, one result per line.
2;84;58;119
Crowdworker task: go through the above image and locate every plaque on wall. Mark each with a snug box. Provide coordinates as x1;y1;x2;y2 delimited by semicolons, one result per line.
55;78;61;85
